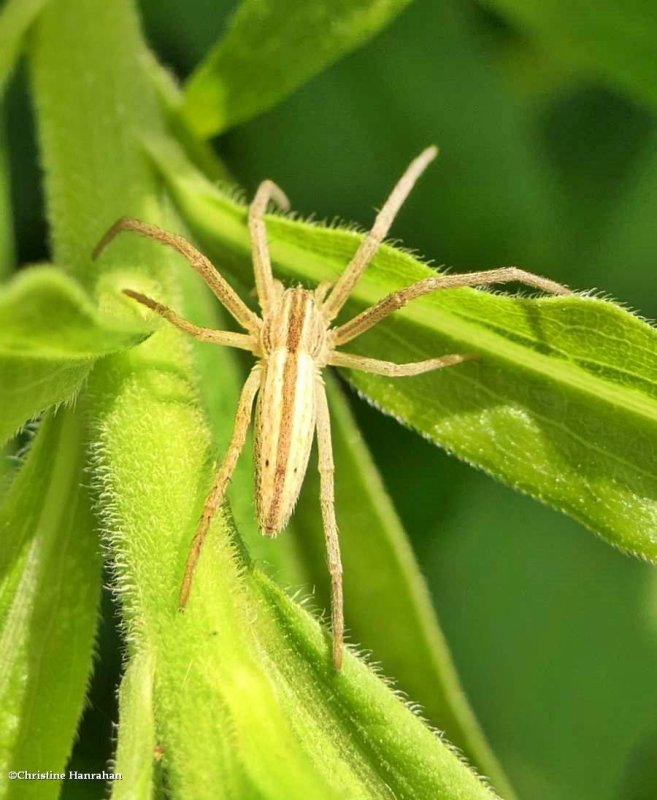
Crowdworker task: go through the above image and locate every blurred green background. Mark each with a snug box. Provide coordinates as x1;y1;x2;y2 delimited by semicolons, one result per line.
7;1;657;799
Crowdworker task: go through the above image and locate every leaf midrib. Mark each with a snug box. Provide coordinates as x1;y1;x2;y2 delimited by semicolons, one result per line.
353;294;657;425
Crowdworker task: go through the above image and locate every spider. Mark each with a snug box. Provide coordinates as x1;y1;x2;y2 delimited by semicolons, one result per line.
93;146;568;669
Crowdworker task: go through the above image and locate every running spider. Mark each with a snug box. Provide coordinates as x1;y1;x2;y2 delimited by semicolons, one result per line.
93;146;568;669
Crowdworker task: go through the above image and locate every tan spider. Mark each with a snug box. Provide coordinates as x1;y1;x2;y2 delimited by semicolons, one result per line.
93;146;568;669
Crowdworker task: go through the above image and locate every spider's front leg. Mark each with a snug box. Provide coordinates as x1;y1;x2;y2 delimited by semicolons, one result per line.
249;180;290;315
93;216;261;334
333;266;570;347
122;289;256;351
322;146;439;321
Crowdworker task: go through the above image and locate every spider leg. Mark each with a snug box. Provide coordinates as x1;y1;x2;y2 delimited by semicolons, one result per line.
93;217;261;334
330;350;477;377
315;378;344;670
249;180;290;315
179;365;261;609
123;290;257;352
334;266;570;346
322;147;438;322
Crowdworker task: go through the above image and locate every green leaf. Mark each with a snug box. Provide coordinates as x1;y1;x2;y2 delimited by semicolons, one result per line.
480;0;657;111
147;134;657;563
30;0;499;796
182;0;413;137
29;4;172;283
0;266;148;445
111;652;156;800
0;408;101;800
0;0;51;93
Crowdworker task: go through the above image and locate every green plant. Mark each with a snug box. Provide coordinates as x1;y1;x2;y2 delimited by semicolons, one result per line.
2;1;657;799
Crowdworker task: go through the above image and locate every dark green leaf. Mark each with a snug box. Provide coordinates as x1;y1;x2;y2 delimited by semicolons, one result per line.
481;0;657;111
182;0;413;136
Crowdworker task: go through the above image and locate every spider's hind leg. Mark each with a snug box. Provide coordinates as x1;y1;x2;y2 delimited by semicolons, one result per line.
315;378;345;670
179;366;261;609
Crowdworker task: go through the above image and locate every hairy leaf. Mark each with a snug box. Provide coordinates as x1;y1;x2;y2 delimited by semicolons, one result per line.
147;135;657;562
0;266;148;445
182;0;413;136
112;652;156;800
0;409;101;800
90;337;499;799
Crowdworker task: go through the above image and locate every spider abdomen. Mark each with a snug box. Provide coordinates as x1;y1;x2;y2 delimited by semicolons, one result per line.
254;348;318;536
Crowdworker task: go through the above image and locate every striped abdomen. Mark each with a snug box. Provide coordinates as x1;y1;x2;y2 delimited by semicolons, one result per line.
254;288;328;536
